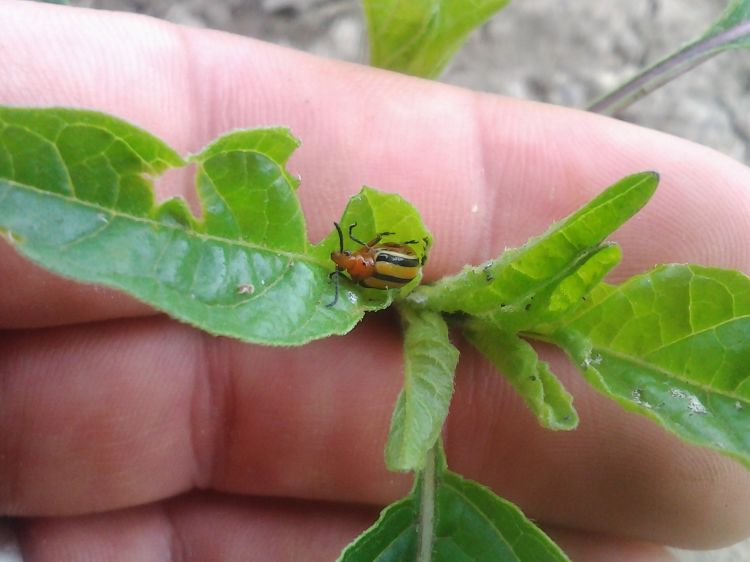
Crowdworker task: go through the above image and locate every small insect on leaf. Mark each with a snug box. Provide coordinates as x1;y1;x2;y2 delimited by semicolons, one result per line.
327;221;424;307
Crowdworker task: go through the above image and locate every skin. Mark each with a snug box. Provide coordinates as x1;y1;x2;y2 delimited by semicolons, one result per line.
2;1;750;560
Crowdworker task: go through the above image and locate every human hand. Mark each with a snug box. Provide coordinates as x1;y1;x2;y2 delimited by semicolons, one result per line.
2;2;750;560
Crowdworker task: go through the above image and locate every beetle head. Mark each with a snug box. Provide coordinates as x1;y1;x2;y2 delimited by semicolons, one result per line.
330;221;352;268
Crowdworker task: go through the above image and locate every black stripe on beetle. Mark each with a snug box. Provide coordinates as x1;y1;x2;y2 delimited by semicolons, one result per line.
375;251;420;268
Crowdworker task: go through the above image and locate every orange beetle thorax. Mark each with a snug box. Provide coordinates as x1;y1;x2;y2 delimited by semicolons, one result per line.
331;249;375;283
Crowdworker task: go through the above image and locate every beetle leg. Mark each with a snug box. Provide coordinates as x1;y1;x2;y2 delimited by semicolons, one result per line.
367;231;396;246
396;238;426;263
347;222;369;246
420;237;430;265
326;270;340;308
350;223;399;247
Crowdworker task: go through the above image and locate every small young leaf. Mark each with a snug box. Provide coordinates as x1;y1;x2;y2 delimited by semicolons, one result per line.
549;265;750;468
541;244;622;317
412;172;656;319
363;0;510;78
485;243;623;335
338;470;571;561
464;320;578;430
386;305;459;472
0;107;422;345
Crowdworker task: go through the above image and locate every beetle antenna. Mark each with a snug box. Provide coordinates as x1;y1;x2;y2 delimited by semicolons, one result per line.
333;222;344;253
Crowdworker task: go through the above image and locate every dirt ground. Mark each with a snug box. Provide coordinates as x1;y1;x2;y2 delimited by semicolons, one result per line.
69;0;749;164
12;2;749;562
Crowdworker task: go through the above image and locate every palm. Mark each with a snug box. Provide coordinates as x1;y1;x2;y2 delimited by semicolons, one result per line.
2;2;750;560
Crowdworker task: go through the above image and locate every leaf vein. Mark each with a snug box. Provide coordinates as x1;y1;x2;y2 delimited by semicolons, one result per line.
6;179;326;267
56;217;114;251
596;346;747;403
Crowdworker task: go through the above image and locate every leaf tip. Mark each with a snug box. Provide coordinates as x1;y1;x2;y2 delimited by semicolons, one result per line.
550;411;580;431
642;170;660;185
626;169;659;186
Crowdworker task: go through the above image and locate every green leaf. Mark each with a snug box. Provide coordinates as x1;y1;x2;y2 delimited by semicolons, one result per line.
336;497;418;561
549;265;750;468
433;471;570;562
411;172;656;324
0;107;425;345
192;129;305;251
363;0;511;79
386;305;459;472
338;470;571;561
464;320;577;430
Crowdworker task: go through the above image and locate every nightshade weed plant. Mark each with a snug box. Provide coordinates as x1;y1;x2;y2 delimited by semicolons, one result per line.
3;1;750;561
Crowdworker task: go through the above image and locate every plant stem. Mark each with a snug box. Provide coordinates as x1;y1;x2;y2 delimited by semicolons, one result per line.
587;21;750;116
416;445;437;562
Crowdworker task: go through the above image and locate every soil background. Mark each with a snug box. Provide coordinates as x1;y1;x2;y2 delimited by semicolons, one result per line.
71;0;749;164
3;2;748;562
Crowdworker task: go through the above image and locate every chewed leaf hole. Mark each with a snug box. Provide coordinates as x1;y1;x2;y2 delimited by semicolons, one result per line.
153;163;201;217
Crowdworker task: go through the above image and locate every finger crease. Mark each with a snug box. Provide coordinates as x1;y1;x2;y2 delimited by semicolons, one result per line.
188;331;231;490
161;502;188;562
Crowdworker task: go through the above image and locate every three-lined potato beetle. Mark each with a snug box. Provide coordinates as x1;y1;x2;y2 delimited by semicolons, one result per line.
327;222;423;307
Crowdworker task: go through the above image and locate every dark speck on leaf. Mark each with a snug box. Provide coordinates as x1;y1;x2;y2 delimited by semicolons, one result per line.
482;262;494;282
236;284;255;295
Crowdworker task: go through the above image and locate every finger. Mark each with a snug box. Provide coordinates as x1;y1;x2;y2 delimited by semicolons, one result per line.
2;315;750;548
0;240;152;328
1;1;750;328
0;315;408;516
18;493;376;562
544;527;677;562
16;492;676;562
